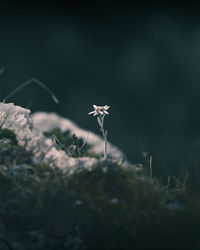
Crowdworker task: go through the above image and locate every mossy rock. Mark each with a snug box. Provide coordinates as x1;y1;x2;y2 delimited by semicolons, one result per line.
0;128;31;165
0;160;198;250
0;128;199;249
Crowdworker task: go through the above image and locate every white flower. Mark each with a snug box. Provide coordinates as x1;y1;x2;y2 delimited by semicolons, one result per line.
88;105;110;116
88;104;110;159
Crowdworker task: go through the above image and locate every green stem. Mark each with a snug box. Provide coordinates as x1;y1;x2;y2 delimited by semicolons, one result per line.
98;114;107;159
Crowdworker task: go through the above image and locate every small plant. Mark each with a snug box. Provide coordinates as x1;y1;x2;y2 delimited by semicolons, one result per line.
44;128;93;158
70;133;86;157
88;105;110;159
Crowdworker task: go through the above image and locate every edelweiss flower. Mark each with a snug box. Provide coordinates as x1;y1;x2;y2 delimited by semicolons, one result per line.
88;104;110;159
88;105;110;116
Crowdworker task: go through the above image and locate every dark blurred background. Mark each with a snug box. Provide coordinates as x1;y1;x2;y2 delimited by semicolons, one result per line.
1;1;200;178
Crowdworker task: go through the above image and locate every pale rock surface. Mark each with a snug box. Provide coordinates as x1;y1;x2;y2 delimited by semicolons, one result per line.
32;112;126;161
0;102;136;173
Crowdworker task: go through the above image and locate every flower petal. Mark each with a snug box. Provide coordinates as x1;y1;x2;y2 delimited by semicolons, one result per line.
93;105;97;109
88;111;95;115
104;111;109;115
104;105;110;110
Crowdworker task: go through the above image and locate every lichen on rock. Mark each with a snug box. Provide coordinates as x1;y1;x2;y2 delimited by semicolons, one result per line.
0;102;137;173
0;103;199;250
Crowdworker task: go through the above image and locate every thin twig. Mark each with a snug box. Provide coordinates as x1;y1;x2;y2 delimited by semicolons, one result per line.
149;156;152;179
3;78;59;104
79;131;90;151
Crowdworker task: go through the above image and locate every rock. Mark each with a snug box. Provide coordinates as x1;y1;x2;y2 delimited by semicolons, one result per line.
32;112;127;161
0;102;137;173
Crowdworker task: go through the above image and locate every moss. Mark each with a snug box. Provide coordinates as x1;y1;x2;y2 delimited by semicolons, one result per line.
0;128;199;249
0;128;32;165
0;160;199;250
0;127;17;144
68;163;163;211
